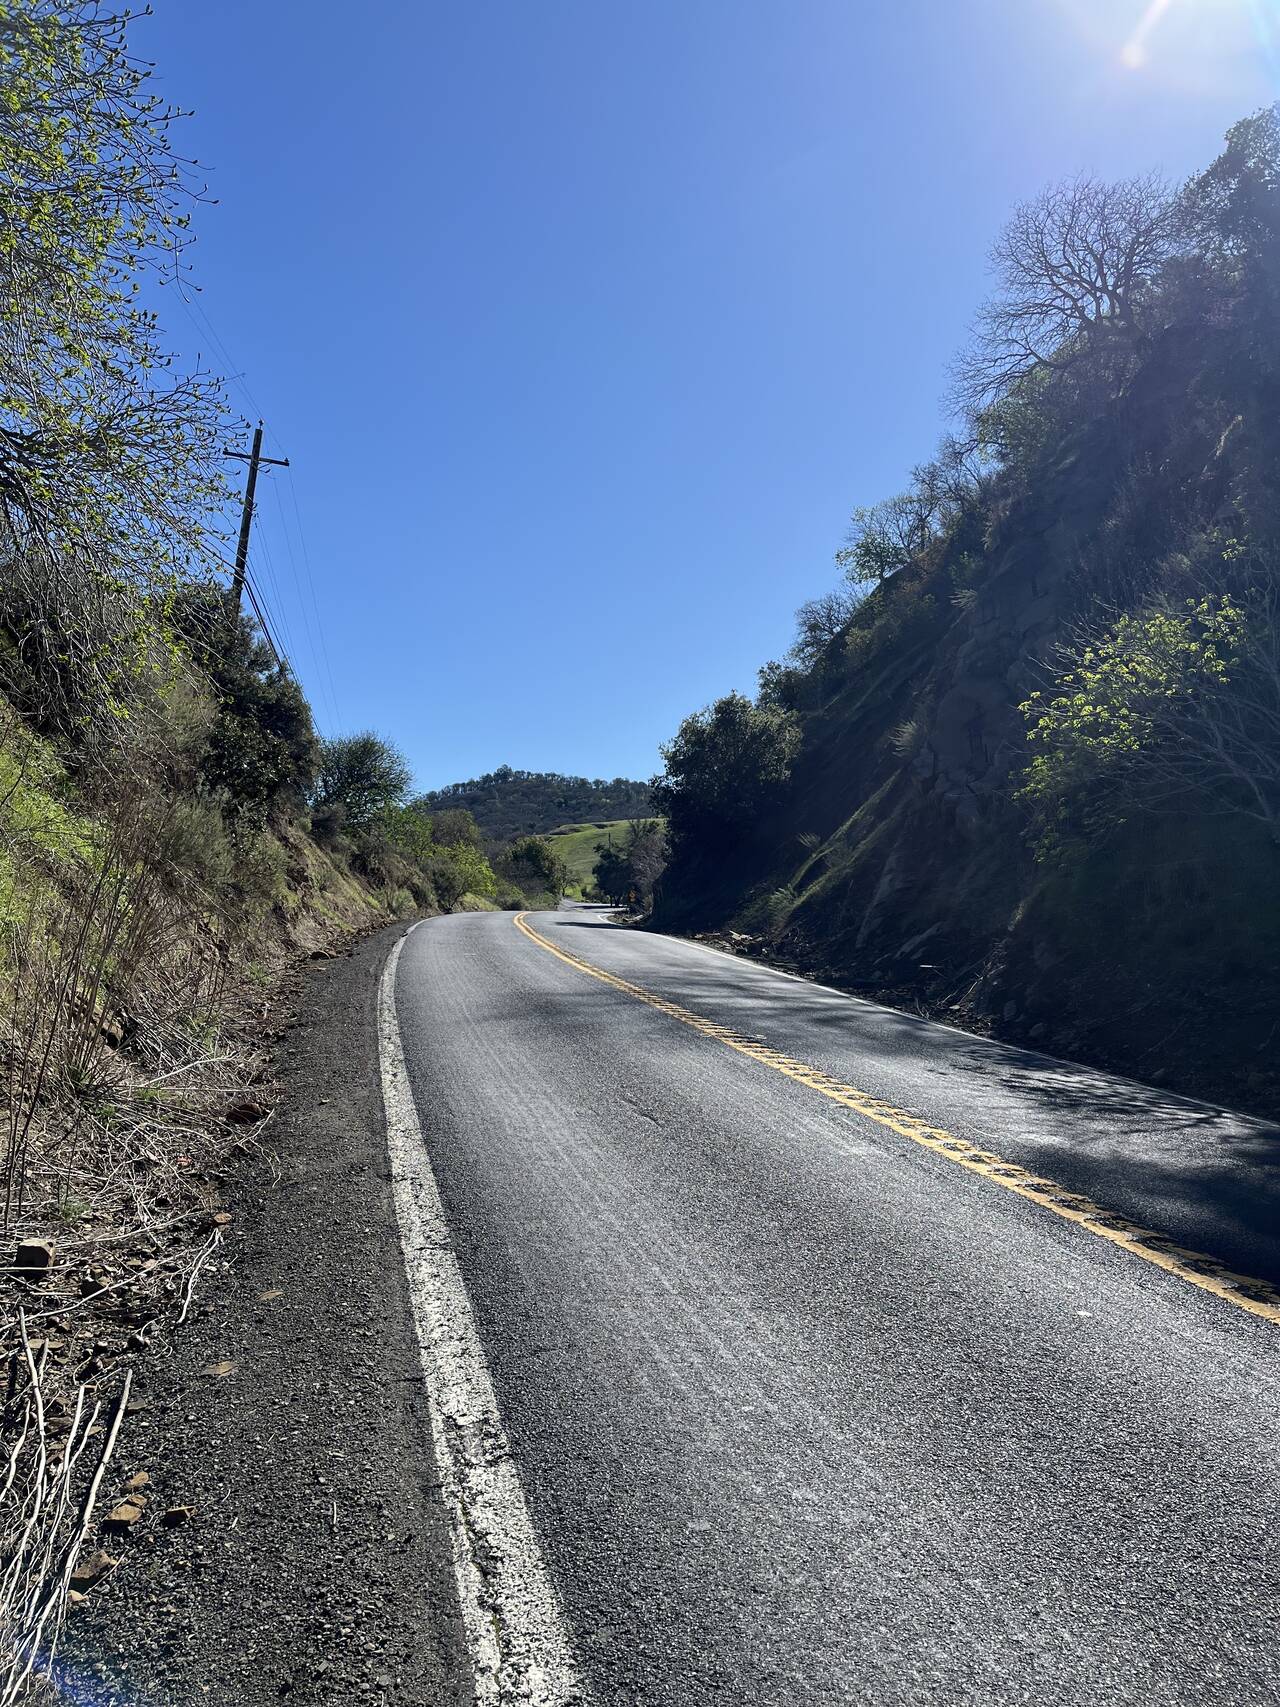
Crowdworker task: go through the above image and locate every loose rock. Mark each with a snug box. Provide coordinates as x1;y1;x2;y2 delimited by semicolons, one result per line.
15;1237;55;1277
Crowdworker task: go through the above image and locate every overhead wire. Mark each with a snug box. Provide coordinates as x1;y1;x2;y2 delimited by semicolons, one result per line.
268;471;340;732
173;282;343;729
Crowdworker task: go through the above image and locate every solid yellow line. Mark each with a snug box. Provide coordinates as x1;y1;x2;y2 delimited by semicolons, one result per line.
513;912;1280;1327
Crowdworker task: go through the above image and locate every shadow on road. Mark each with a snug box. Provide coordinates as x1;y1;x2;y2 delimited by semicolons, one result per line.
537;911;1280;1288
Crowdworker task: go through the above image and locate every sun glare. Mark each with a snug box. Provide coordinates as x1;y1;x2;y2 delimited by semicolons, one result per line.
1055;0;1278;91
1120;0;1177;67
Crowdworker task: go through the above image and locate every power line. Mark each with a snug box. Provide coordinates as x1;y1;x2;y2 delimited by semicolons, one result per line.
269;472;339;733
239;572;284;671
176;286;344;730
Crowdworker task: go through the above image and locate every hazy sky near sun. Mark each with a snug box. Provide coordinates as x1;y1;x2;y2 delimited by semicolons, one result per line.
145;0;1277;788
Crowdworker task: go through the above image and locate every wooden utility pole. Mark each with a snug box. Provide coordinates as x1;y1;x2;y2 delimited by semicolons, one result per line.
228;422;289;612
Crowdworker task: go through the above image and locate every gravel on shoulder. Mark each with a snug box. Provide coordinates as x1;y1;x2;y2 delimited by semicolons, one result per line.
60;919;470;1707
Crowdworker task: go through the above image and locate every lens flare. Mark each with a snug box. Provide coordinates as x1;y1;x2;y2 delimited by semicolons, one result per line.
1121;0;1177;67
1053;0;1280;92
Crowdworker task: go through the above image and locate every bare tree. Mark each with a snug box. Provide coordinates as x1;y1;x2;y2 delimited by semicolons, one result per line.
789;587;861;666
912;433;991;512
836;488;940;587
955;173;1178;409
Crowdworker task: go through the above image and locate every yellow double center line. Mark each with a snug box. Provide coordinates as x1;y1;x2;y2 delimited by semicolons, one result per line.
514;912;1280;1327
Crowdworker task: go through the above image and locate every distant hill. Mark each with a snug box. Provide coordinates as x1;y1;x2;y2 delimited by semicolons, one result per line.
416;767;653;842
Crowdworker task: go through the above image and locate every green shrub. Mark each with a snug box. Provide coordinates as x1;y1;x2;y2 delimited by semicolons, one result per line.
653;694;799;857
311;732;411;830
1019;590;1280;858
169;587;317;825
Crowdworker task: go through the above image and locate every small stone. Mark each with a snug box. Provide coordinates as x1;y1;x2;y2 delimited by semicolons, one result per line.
103;1497;147;1533
224;1100;268;1126
70;1550;118;1591
126;1472;151;1492
14;1238;55;1277
161;1505;195;1528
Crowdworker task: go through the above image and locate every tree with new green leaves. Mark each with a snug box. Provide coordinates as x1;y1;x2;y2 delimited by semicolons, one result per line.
1019;586;1280;857
311;733;413;831
429;808;482;849
425;840;496;909
0;1;226;546
835;490;939;587
0;2;229;753
498;835;568;901
1179;103;1280;281
653;693;800;856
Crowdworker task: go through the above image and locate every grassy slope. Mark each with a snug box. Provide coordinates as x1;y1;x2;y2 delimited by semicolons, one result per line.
544;820;632;886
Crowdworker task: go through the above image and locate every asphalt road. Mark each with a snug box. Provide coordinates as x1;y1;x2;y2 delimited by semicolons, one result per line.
394;904;1280;1707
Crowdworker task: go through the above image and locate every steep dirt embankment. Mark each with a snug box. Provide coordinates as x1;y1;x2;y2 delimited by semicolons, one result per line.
657;397;1280;1119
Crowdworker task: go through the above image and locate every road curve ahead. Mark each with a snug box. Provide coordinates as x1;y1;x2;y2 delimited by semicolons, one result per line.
392;904;1280;1707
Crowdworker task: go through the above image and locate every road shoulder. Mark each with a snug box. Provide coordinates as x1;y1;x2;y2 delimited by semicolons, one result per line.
62;920;469;1707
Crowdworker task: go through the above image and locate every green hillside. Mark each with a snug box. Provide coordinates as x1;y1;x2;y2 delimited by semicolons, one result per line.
417;768;652;841
545;820;632;886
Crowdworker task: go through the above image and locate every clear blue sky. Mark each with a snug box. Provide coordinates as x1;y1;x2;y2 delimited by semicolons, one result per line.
145;1;1275;789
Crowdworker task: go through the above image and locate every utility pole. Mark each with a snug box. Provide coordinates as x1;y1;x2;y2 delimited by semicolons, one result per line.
228;421;290;612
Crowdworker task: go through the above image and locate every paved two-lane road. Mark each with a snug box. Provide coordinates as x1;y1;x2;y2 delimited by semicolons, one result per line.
392;905;1280;1706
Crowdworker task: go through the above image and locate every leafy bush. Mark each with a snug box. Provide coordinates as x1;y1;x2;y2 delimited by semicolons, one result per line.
843;582;937;673
494;835;568;903
312;732;412;831
309;799;349;851
1020;586;1280;857
170;587;317;825
653;694;799;856
425;843;496;910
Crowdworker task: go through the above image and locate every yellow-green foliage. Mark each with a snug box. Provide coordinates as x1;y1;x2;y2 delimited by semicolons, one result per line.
1019;596;1249;857
0;714;94;926
440;841;496;899
456;892;500;912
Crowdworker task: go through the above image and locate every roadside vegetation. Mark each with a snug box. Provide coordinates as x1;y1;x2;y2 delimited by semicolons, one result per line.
0;5;575;1691
655;108;1280;1113
591;819;667;908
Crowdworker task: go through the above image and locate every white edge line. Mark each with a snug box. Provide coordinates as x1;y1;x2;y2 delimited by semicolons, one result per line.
378;923;587;1707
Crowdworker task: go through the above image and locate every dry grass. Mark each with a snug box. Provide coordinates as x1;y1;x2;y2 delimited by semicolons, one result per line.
0;1322;132;1704
0;781;273;1696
